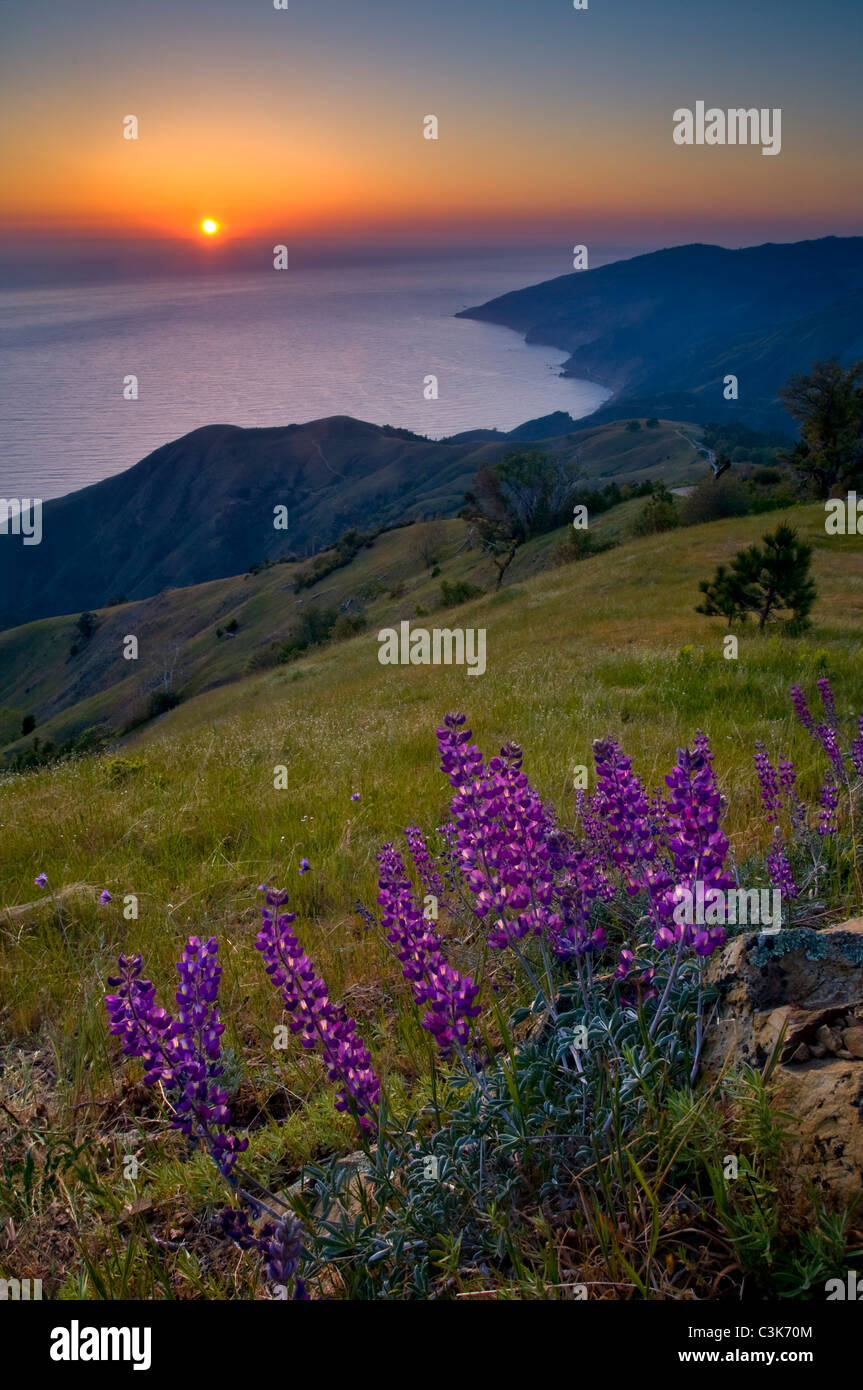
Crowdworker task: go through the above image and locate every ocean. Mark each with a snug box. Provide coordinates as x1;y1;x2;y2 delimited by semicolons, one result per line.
0;249;612;504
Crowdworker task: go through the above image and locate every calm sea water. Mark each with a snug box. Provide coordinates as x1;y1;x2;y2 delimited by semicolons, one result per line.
0;251;612;503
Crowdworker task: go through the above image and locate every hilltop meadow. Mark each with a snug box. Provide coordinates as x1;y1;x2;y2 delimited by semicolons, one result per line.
1;487;862;1299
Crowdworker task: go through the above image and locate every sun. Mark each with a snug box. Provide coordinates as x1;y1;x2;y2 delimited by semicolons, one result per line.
201;219;219;235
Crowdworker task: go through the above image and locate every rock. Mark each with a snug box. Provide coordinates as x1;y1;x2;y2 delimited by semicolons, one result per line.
701;918;863;1207
815;1025;844;1053
843;1026;863;1059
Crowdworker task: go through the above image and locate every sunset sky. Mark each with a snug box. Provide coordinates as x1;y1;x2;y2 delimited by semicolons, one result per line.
1;0;861;249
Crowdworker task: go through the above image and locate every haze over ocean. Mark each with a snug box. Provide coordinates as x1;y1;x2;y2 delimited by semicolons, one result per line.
0;247;617;504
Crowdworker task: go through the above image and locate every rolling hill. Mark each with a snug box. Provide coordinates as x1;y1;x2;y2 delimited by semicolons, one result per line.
0;490;653;755
0;415;703;631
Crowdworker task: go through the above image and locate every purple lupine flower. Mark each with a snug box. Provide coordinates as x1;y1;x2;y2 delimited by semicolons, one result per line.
767;836;798;899
377;844;480;1054
105;940;248;1176
652;737;732;958
404;826;446;901
575;791;610;862
793;685;848;782
552;917;606;959
592;738;668;900
35;873;48;888
434;821;461;895
350;792;361;802
220;1206;259;1250
486;745;565;944
817;775;839;835
779;758;797;795
791;684;816;734
693;731;715;767
614;947;634;981
817;677;838;726
298;858;310;875
754;743;783;824
219;1207;309;1298
439;715;620;965
254;891;380;1132
815;724;846;782
437;716;563;951
552;828;612;959
638;966;658;1002
100;889;112;905
262;1214;304;1284
354;898;376;931
618;958;658;1008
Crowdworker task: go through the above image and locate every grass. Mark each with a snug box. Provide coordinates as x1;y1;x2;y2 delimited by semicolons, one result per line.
1;498;861;1297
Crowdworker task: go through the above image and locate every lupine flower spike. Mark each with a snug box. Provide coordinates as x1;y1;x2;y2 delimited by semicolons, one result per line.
255;889;381;1132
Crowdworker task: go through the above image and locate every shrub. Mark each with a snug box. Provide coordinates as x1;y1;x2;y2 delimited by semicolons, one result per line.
331;611;367;641
551;528;619;566
148;689;181;718
633;483;679;535
6;724;111;772
293;528;374;592
245;643;285;674
679;475;751;526
243;605;358;674
290;607;339;651
439;579;483;606
76;611;99;641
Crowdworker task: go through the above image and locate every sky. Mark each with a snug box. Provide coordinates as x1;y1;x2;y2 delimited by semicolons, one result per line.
1;0;861;254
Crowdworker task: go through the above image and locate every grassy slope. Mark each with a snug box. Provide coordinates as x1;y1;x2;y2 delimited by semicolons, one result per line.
0;419;701;753
1;499;861;1294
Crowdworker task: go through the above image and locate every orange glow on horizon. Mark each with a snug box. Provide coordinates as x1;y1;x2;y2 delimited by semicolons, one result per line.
1;78;859;244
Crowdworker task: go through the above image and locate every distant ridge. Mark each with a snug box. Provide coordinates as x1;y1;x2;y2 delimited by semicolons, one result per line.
459;237;863;433
0;414;703;629
0;417;509;629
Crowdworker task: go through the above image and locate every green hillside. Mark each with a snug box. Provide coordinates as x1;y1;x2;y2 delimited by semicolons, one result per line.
0;420;710;753
0;415;704;630
3;498;861;1035
2;496;860;1299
